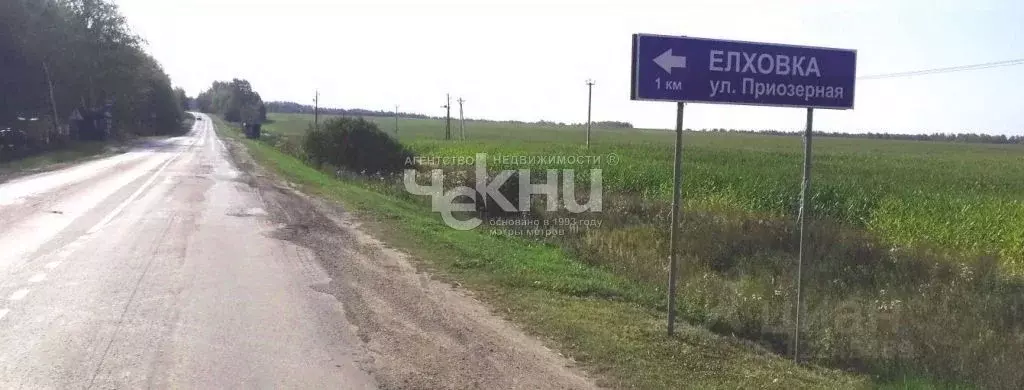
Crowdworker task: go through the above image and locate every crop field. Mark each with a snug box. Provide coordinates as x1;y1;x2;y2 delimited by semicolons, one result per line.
265;112;1024;268
256;112;1024;387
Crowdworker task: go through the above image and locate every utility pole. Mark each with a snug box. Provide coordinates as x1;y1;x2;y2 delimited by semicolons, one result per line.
585;79;595;149
443;93;451;140
313;89;320;130
42;61;59;143
394;104;400;135
457;97;465;140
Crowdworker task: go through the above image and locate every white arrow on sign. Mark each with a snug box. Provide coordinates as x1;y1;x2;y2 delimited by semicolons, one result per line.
654;49;687;74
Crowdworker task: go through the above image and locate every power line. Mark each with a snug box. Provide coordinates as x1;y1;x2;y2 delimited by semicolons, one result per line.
858;58;1024;80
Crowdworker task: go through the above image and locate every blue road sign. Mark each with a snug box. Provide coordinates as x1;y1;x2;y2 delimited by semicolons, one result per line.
631;34;857;109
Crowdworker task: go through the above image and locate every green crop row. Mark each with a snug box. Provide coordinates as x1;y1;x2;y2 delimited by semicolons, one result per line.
389;118;1024;270
266;113;1024;269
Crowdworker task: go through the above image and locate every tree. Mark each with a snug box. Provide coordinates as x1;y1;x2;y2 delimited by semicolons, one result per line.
1;0;185;146
196;78;266;123
174;87;189;112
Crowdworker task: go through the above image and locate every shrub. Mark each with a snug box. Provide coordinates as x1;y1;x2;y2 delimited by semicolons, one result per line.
470;169;522;216
302;117;413;175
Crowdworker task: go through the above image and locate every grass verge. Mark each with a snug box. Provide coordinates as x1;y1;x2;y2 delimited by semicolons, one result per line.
0;141;115;181
212;116;871;389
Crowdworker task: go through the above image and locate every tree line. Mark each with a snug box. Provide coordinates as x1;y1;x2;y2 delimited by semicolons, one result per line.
195;79;267;123
570;121;634;129
264;101;433;120
264;101;635;128
1;0;186;144
699;128;1024;145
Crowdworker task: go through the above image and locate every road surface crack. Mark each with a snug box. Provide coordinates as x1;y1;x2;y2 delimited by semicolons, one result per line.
85;218;173;389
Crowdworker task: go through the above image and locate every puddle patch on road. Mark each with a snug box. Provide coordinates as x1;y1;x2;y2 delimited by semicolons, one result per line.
226;207;268;217
309;281;333;296
266;223;310;241
230;170;258;188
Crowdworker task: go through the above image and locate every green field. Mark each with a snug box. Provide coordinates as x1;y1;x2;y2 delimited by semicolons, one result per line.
258;112;1024;388
267;112;1024;267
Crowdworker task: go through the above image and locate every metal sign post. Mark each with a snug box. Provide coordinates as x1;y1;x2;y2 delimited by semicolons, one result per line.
793;107;813;362
667;102;685;335
630;33;856;339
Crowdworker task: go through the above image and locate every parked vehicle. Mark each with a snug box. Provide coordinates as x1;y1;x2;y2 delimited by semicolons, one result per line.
0;125;37;162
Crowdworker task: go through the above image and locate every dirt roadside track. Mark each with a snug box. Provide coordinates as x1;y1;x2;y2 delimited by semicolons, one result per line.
219;135;599;389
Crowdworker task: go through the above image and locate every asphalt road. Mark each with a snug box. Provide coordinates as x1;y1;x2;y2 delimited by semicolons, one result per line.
0;114;376;388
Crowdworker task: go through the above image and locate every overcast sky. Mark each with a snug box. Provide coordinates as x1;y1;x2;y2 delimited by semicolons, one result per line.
116;0;1024;134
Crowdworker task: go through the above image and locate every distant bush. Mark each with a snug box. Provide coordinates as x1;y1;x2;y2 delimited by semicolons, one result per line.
302;117;413;175
265;101;434;119
594;121;634;129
